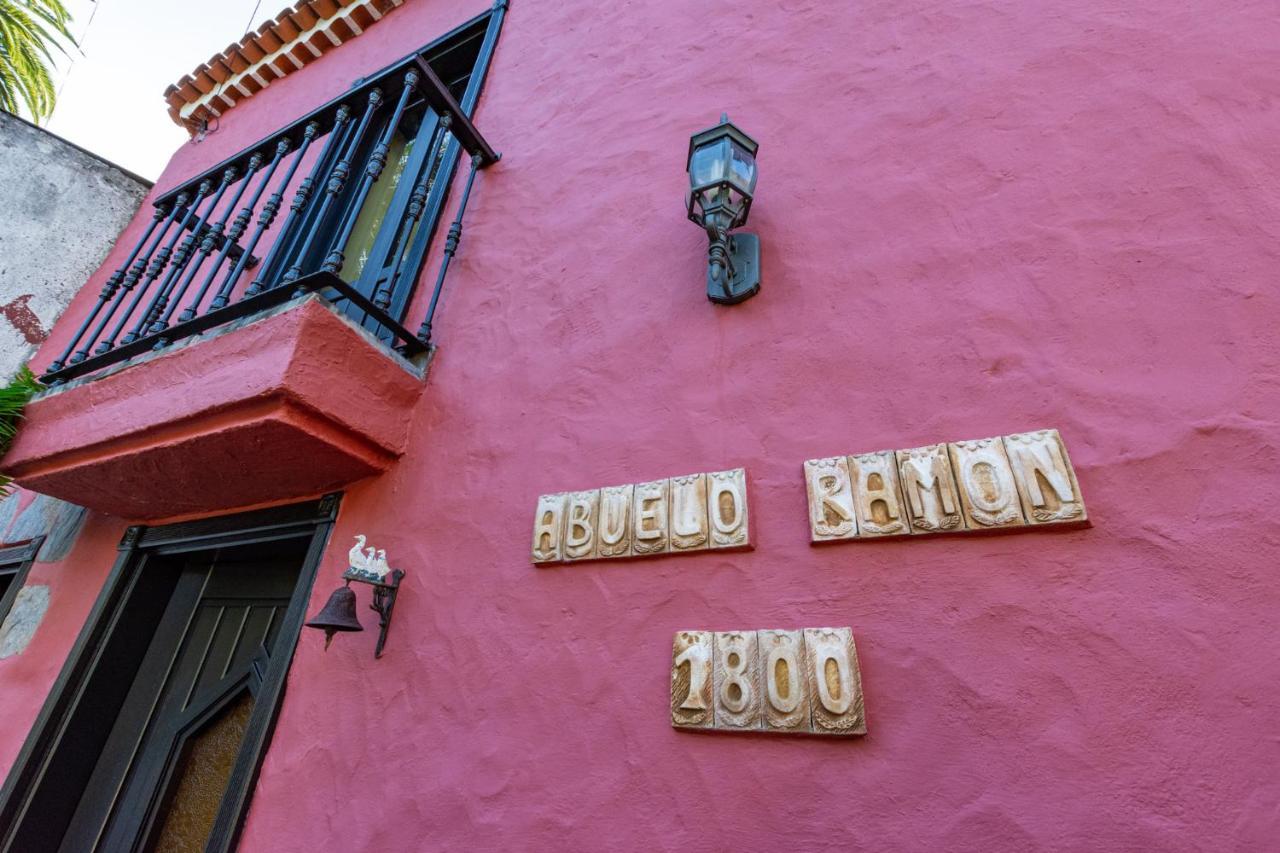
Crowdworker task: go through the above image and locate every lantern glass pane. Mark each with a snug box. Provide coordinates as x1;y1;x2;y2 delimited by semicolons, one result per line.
689;138;731;188
728;141;757;196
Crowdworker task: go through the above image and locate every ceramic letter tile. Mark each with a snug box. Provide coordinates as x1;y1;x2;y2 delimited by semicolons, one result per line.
758;629;812;733
1002;429;1087;525
802;627;866;736
847;451;910;537
712;631;762;730
803;457;858;542
562;490;600;561
669;474;710;552
707;468;750;550
596;484;634;558
631;479;670;555
671;631;714;729
948;437;1026;530
897;444;964;533
530;493;568;564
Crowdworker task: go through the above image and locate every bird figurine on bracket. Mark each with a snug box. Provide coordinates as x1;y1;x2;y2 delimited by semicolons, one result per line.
346;534;391;582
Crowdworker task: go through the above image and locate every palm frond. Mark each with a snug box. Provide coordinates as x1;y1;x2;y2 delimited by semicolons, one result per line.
0;0;74;120
0;366;42;498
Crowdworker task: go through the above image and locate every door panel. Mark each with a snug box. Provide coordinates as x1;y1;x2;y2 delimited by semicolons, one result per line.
151;690;256;851
59;544;305;853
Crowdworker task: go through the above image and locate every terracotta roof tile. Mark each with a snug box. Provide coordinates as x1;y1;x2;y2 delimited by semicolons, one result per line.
165;0;406;132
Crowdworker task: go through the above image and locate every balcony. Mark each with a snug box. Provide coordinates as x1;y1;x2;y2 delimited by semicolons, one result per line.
1;10;504;520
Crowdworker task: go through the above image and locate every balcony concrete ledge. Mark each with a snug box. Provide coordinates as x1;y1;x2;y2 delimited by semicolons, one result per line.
3;295;424;520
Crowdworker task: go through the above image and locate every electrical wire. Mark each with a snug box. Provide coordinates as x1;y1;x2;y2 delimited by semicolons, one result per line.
45;0;102;127
195;0;265;140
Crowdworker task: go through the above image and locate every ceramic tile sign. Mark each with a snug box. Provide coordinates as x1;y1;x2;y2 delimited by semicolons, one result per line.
670;626;866;737
803;428;1086;543
531;468;750;565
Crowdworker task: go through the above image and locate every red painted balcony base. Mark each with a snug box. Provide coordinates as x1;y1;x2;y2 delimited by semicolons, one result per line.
3;297;423;520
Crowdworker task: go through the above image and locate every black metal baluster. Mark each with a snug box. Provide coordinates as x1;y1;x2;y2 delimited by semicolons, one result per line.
178;147;276;321
241;114;343;298
46;203;169;373
89;196;189;359
283;89;384;287
368;114;451;316
145;167;238;343
209;133;301;308
320;71;418;279
417;152;483;348
118;183;211;346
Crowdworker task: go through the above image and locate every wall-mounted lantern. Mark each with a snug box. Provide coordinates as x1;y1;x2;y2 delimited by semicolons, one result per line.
686;113;760;305
305;535;405;659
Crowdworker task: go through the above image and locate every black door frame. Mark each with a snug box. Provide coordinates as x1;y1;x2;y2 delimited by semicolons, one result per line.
0;494;341;852
0;536;44;629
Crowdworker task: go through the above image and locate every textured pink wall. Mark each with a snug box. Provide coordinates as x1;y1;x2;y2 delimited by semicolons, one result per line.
9;0;1280;849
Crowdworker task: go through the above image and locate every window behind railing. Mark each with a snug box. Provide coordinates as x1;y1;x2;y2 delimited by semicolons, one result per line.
44;6;504;385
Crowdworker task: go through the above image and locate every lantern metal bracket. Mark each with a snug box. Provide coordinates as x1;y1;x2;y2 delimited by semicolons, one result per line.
706;231;761;305
341;566;405;659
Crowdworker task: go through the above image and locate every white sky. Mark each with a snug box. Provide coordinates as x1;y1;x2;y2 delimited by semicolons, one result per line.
44;0;285;181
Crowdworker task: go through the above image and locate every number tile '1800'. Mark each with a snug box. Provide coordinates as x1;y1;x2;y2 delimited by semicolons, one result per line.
669;627;866;736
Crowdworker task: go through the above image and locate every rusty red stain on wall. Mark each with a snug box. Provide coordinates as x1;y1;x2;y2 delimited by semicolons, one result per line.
0;295;47;345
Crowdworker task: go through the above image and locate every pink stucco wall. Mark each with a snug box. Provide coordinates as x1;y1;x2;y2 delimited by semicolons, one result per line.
6;0;1280;849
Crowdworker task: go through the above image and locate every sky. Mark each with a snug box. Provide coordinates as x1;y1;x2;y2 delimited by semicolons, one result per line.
43;0;286;182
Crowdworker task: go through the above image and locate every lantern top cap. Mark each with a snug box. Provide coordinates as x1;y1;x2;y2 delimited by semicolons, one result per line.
687;113;759;167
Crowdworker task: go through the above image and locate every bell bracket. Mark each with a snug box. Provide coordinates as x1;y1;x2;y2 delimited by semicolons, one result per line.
341;567;405;659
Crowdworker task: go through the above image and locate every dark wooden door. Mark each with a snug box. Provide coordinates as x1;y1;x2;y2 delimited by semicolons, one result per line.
60;544;303;852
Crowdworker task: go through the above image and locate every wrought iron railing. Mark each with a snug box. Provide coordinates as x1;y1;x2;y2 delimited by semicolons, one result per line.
44;24;501;387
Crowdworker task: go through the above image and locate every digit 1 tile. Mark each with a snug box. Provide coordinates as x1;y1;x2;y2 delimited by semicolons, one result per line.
758;629;813;733
847;450;911;537
562;489;601;561
596;484;634;558
947;437;1027;530
707;468;750;550
671;630;714;730
896;444;964;534
803;457;858;543
669;473;710;553
802;627;867;736
712;630;763;731
1002;428;1088;526
530;492;568;565
631;479;670;556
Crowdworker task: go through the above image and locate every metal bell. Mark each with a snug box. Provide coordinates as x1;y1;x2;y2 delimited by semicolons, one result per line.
304;585;364;649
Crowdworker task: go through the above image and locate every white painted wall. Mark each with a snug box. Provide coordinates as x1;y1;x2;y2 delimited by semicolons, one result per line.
0;112;150;379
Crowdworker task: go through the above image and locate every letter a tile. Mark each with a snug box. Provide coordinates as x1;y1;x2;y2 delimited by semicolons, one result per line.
530;493;568;564
847;451;910;537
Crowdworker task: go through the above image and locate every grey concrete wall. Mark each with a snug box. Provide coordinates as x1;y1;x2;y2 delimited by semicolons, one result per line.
0;112;151;378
